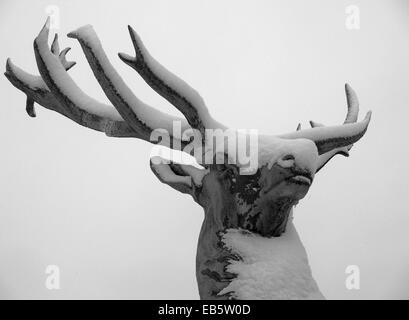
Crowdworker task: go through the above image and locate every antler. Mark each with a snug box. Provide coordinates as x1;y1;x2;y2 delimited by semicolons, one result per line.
279;88;371;155
6;18;207;150
5;18;371;173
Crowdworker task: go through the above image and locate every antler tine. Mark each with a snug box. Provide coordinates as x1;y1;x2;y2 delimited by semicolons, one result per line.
50;33;77;71
59;47;76;71
51;34;60;55
310;84;359;128
309;120;323;128
118;26;225;138
344;83;359;124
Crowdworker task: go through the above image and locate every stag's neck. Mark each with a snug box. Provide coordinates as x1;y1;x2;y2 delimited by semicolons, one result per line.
196;210;324;300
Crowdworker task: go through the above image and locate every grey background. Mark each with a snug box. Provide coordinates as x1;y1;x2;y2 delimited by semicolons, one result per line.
0;0;408;299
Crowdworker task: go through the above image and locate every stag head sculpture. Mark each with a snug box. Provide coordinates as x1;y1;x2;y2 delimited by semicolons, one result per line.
5;18;371;300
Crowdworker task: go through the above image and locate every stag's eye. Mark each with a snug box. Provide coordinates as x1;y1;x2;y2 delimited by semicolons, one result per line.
281;154;295;161
218;164;239;181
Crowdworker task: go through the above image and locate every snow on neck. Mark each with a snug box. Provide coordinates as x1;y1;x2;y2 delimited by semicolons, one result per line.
218;215;324;300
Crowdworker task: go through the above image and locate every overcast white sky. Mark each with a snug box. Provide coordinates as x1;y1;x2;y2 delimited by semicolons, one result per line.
0;0;409;299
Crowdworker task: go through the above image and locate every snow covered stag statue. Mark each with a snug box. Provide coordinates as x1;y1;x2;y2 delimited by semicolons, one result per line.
5;19;371;300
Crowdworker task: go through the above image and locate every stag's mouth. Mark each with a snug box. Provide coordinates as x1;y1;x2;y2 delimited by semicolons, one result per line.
285;171;313;186
261;169;313;196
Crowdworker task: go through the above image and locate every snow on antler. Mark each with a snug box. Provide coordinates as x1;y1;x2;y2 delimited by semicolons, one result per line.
6;18;371;169
279;110;371;155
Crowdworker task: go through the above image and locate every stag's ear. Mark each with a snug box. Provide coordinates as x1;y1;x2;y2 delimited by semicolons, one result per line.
150;157;208;198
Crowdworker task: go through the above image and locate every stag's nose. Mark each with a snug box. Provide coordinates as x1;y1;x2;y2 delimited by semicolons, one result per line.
271;138;319;175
